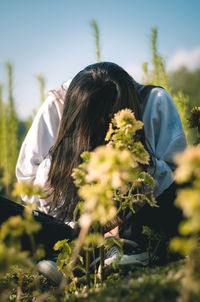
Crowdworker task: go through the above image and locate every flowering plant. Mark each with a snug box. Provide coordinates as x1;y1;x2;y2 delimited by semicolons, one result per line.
57;109;157;288
72;109;156;229
170;145;200;300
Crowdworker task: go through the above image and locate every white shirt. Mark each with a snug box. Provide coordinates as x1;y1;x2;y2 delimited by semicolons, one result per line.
16;81;187;220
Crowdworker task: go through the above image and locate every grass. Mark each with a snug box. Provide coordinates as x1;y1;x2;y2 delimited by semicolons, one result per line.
67;260;183;302
0;259;187;302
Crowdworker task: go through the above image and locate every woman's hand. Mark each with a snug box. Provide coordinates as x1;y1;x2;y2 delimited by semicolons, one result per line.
104;226;119;238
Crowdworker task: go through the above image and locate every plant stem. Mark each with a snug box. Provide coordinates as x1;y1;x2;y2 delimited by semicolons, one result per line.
86;248;90;289
59;222;91;292
99;245;105;282
36;74;45;104
92;242;97;286
91;19;101;62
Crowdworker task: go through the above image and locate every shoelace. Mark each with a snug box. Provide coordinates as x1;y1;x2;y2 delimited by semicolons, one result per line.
105;246;120;259
90;246;120;268
105;245;146;259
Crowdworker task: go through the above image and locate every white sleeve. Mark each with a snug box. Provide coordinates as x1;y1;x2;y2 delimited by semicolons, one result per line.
33;156;52;212
143;88;187;197
16;95;62;203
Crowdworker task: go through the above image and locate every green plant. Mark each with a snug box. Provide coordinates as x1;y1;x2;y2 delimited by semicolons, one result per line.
0;202;46;301
36;74;46;105
0;62;20;197
6;62;18;187
91;19;101;63
170;145;200;302
0;84;3;172
188;106;200;144
142;28;192;144
142;28;168;90
0;183;50;301
55;109;156;292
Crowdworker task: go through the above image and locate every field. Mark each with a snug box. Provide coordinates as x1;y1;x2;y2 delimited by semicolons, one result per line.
0;26;200;301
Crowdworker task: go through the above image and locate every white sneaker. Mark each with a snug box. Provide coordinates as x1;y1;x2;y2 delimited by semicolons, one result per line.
37;260;63;285
91;239;149;272
118;251;149;266
106;246;149;266
104;246;121;266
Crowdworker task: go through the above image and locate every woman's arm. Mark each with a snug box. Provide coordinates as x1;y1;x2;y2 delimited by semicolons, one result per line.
16;95;62;204
16;96;62;182
15;80;73;204
143;87;187;197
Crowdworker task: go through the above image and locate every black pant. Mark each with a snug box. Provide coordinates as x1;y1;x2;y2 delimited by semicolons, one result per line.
0;183;183;256
0;196;75;258
119;182;183;247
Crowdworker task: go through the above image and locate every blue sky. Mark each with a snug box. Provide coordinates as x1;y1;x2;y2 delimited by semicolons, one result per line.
0;0;200;119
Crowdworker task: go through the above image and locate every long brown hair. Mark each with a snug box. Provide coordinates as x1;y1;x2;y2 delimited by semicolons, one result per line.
48;62;144;221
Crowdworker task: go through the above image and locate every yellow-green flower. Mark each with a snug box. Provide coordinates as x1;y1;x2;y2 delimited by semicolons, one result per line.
174;146;200;183
112;108;143;131
85;146;138;191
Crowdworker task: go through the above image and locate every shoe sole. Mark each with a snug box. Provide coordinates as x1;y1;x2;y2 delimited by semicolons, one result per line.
103;252;149;266
118;252;149;266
